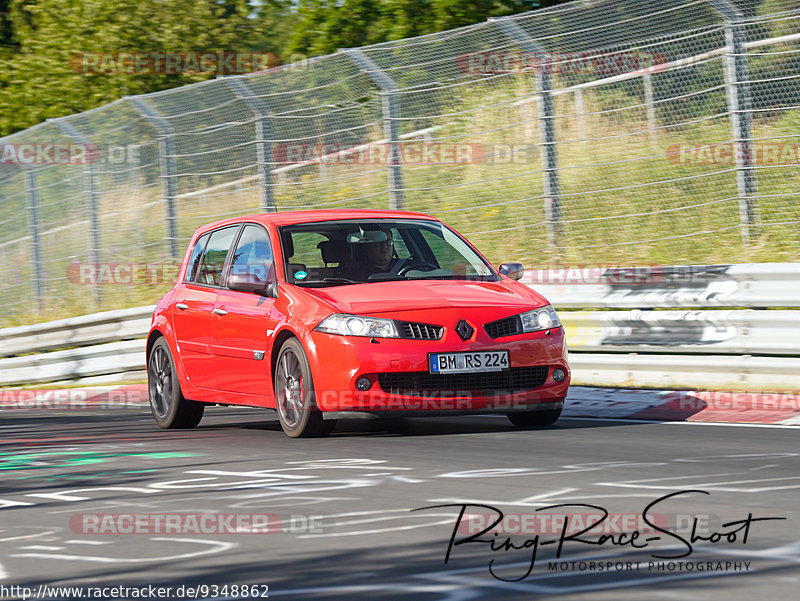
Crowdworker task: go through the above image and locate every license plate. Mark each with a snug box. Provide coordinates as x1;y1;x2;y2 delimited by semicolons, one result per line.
429;351;509;374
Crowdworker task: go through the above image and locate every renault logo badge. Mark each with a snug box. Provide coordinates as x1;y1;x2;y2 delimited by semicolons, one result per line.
456;320;474;342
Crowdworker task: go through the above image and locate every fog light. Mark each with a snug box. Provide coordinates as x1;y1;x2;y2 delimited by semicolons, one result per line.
356;377;372;391
553;368;566;383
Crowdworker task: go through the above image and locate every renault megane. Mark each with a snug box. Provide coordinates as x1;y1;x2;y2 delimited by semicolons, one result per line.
147;210;570;437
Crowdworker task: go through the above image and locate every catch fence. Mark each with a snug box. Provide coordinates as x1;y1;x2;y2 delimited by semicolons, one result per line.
0;0;799;326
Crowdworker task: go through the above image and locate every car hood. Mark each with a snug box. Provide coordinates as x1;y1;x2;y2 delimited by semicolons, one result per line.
302;279;549;315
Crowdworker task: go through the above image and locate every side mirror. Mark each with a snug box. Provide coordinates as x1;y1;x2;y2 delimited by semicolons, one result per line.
228;272;269;296
499;262;525;281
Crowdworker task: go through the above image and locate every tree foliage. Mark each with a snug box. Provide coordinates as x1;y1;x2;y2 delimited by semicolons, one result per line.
0;0;293;136
0;0;572;136
287;1;573;56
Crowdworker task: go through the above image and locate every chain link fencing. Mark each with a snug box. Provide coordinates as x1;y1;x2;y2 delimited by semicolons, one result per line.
0;0;798;326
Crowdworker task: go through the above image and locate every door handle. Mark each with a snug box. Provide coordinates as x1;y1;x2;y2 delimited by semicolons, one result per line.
213;308;228;316
175;303;188;310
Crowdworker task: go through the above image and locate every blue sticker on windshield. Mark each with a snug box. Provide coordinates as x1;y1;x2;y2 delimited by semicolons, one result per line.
294;270;308;280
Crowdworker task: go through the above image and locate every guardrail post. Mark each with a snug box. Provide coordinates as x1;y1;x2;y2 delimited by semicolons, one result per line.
491;17;563;252
50;117;102;306
709;0;758;244
127;96;180;260
342;48;404;210
223;77;277;213
23;167;44;312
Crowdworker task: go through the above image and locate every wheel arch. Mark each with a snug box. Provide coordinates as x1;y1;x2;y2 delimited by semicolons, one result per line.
146;329;164;360
146;327;189;391
270;327;299;382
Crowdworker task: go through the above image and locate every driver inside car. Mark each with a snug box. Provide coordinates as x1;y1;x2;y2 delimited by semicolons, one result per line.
343;227;403;280
364;228;396;272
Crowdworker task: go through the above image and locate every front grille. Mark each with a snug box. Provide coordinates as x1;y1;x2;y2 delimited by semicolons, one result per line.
397;321;444;340
485;315;522;338
378;366;549;397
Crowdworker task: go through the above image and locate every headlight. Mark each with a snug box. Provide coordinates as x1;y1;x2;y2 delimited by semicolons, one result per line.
519;304;561;332
315;314;400;338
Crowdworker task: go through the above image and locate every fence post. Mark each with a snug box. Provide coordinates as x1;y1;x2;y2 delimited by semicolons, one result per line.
574;88;587;144
709;0;757;243
127;96;180;260
23;167;44;312
492;16;563;252
342;48;404;210
223;77;277;213
643;73;657;144
50;117;102;306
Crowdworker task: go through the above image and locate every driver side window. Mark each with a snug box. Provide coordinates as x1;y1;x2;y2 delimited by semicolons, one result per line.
228;224;273;284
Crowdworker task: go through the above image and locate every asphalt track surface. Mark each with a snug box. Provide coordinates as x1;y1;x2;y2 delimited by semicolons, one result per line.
1;406;798;600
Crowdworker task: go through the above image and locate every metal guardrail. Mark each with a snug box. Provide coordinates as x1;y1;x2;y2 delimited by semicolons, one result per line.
0;306;153;386
569;354;800;391
523;263;800;309
0;306;154;357
0;340;145;386
561;310;800;355
0;264;798;389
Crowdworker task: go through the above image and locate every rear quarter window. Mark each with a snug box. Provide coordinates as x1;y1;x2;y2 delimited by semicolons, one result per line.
184;233;210;283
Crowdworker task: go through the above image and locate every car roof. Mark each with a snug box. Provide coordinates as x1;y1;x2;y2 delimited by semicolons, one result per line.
193;209;440;235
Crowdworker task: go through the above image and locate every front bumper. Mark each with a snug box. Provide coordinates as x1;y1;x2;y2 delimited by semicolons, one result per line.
304;310;570;413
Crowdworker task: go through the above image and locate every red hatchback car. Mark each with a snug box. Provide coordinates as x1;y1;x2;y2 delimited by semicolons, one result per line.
147;210;570;437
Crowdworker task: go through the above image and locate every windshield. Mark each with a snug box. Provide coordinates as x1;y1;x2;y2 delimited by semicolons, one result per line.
279;219;498;287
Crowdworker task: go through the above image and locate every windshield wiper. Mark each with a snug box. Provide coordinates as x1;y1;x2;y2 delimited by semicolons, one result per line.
293;277;360;287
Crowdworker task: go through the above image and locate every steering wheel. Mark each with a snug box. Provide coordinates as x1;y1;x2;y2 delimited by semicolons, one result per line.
396;260;438;276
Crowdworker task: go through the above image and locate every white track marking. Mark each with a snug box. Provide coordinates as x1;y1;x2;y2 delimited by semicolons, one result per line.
12;537;234;563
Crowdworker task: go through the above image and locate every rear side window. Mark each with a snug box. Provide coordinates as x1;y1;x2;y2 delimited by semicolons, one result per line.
184;233;210;283
196;226;238;286
289;231;330;269
228;224;273;282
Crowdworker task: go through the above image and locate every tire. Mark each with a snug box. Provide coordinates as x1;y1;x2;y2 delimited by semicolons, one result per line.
274;338;334;438
506;406;562;428
147;338;205;429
